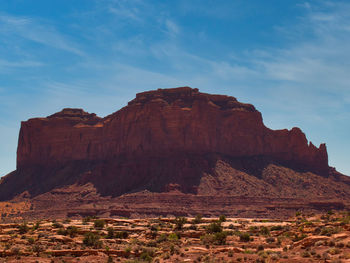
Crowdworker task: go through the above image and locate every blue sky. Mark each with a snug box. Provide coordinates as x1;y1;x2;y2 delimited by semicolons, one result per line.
0;0;349;176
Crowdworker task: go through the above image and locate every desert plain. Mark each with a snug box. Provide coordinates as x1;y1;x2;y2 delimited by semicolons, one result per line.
0;201;349;263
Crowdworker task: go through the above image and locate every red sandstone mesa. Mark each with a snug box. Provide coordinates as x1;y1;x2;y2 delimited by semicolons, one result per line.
0;87;348;202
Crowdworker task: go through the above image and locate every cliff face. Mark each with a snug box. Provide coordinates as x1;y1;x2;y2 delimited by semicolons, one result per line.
0;87;331;200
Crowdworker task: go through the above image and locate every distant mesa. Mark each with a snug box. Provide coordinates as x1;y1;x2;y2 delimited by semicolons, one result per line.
0;86;349;205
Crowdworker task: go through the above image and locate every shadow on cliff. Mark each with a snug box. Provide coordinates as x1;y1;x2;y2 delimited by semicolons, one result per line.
0;152;330;201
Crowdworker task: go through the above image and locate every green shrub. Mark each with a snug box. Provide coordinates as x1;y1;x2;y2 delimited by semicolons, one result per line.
168;232;180;241
213;232;227;245
260;226;270;236
189;224;197;230
257;244;264;251
239;232;251;242
52;221;63;228
83;232;102;248
18;223;29;234
193;214;202;224
206;222;222;234
266;237;275;243
140;250;154;262
219;215;226;222
107;227;114;239
200;232;228;245
150;224;158;232
174;217;187;230
156;233;167;243
32;222;40;230
32;244;44;254
57;228;68;236
292;233;307;242
82;216;92;225
320;227;340;236
270;225;283;231
66;226;78;237
94;219;105;229
27;237;35;244
114;231;128;239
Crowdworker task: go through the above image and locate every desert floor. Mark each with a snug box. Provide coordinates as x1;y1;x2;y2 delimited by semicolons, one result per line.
0;210;349;262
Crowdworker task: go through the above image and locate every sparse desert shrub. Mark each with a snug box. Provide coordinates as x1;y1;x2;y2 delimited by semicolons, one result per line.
213;232;227;245
94;219;105;229
18;222;29;234
260;226;270;236
168;232;180;241
206;221;222;234
83;232;102;248
32;221;40;230
270;225;283;231
193;214;202;224
124;246;131;258
52;221;63;228
11;246;21;255
27;237;35;244
150;224;159;231
266;237;275;243
322;252;331;260
114;231;128;239
63;218;71;224
107;227;114;239
201;231;228;245
32;244;44;255
82;216;92;225
315;240;324;246
163;253;170;260
173;217;187;230
328;248;340;255
139;249;154;262
302;251;311;257
292;233;307;242
336;242;344;248
328;240;336;247
200;234;211;245
146;241;157;247
219;214;226;222
189;224;197;230
257;244;264;251
57;228;68;236
66;226;78;237
239;232;251;242
156;233;167;243
320;226;340;236
228;250;234;257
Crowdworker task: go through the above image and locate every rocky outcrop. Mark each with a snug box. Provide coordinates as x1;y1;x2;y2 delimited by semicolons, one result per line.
0;87;336;200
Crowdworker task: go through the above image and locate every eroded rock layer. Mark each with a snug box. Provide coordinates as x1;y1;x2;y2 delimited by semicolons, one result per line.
0;87;340;201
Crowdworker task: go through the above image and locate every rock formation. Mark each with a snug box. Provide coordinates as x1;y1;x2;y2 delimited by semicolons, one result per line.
0;87;346;202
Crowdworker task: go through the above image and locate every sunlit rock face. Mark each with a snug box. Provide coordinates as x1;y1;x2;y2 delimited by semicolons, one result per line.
0;87;330;200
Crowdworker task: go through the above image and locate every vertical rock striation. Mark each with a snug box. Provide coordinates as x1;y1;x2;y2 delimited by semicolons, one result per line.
0;87;330;200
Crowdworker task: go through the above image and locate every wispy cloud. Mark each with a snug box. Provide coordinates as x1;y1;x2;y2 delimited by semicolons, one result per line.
0;14;84;56
165;19;180;38
0;59;44;69
107;0;146;23
0;1;349;176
